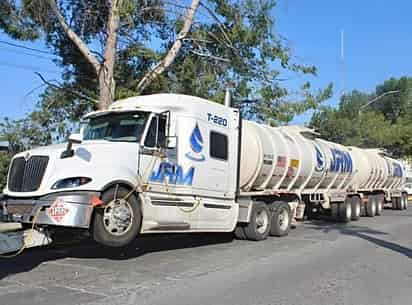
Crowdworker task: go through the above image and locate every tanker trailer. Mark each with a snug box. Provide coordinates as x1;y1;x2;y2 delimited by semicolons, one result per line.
348;148;407;215
238;124;360;224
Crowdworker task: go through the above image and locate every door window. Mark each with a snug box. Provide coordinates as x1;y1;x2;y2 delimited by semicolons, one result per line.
144;115;167;148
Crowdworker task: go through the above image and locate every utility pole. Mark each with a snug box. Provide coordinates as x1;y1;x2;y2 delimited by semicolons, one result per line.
340;30;345;100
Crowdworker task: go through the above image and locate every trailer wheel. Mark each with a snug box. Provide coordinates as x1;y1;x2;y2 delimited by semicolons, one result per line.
338;199;352;223
366;196;377;217
244;202;271;241
331;203;339;219
234;224;247;240
269;202;291;237
392;197;401;210
92;186;141;247
376;195;383;216
401;194;407;210
403;194;408;210
351;196;361;221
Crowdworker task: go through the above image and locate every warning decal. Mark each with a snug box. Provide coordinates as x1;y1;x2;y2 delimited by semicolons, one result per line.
47;198;69;223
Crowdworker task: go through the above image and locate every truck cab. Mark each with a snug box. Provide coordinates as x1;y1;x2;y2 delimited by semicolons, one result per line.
1;94;241;247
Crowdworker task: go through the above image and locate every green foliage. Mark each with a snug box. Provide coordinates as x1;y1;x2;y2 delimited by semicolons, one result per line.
310;77;412;158
0;152;10;191
1;0;332;154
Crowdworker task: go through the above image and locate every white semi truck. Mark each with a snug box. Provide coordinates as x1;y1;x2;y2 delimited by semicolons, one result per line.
0;94;407;251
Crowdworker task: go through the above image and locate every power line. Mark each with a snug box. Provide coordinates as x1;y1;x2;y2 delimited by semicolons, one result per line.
0;46;56;61
0;61;61;75
0;40;55;56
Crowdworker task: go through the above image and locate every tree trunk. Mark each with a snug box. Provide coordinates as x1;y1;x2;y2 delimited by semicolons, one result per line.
49;0;120;110
98;0;122;109
98;71;115;110
136;0;200;93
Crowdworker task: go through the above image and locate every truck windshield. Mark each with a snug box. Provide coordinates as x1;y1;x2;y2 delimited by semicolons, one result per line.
83;112;149;142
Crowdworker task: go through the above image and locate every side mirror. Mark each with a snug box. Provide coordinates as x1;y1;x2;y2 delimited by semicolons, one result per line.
0;141;9;152
61;134;82;159
69;133;83;144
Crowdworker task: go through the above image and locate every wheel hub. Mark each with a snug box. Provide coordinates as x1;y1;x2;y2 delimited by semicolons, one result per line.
103;199;134;236
256;210;269;234
278;209;289;230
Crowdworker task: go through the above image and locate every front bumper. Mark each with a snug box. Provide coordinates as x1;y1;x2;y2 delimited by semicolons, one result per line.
0;192;100;229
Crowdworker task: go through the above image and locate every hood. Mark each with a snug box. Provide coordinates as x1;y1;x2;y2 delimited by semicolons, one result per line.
5;140;141;197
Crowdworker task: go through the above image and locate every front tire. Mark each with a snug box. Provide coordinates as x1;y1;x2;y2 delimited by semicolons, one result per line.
92;186;141;247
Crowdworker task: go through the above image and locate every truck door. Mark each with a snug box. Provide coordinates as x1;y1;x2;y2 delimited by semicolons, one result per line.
181;111;240;230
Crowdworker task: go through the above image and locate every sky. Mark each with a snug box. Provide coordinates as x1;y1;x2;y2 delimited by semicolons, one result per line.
1;0;412;124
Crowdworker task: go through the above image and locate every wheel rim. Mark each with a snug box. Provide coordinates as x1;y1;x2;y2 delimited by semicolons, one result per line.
256;209;269;234
103;198;134;236
346;203;352;219
278;209;290;231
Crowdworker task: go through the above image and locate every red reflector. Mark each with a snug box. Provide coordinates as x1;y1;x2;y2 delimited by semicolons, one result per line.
91;195;103;207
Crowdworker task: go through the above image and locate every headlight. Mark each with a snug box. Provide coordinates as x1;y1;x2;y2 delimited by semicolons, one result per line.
52;177;92;189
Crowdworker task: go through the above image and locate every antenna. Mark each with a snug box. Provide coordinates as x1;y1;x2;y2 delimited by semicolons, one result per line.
340;30;345;100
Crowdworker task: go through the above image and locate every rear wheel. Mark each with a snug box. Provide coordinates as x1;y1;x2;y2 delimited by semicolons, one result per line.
338;199;352;223
244;202;271;241
270;202;291;237
351;196;361;221
376;195;384;216
234;224;247;240
366;196;377;217
92;186;141;247
403;194;408;210
331;203;339;219
392;197;401;210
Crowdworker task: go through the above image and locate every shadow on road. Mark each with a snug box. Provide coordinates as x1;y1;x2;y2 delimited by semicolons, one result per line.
306;219;412;259
0;232;234;280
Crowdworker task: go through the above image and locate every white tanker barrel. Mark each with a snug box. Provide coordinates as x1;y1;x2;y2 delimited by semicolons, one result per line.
314;139;354;190
239;119;406;195
348;146;371;190
384;156;405;189
239;123;355;193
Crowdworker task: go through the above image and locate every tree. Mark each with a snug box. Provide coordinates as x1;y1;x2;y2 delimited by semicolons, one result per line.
1;0;331;112
310;77;412;159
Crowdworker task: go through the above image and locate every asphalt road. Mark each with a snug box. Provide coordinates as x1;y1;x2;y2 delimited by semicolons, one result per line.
1;207;412;305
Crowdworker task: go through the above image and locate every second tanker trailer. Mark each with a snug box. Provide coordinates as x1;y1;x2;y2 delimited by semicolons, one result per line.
0;94;407;250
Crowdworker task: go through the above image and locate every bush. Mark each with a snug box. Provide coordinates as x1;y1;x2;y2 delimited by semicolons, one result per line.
0;153;11;192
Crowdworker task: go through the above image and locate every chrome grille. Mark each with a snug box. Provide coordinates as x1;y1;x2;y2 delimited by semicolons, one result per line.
8;156;49;192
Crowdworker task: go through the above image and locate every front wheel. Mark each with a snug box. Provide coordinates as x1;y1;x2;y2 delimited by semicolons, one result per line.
92;186;141;247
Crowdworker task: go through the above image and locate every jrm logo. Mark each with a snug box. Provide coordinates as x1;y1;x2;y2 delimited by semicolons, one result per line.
150;162;195;185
